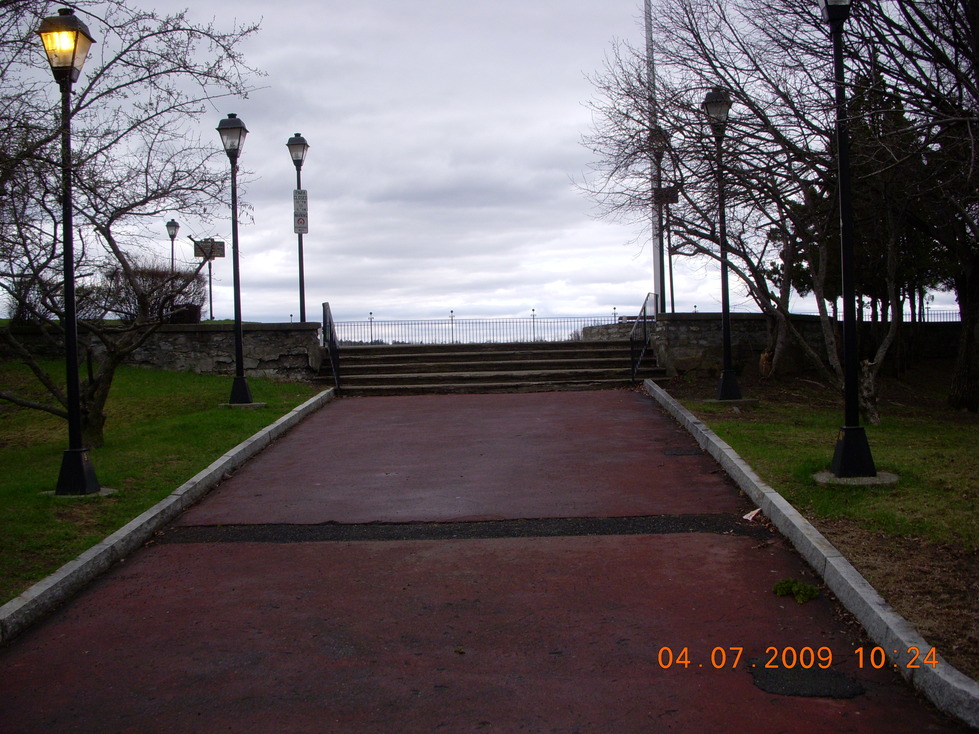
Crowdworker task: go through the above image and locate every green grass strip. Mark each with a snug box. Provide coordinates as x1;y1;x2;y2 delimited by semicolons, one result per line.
0;363;320;604
680;395;979;551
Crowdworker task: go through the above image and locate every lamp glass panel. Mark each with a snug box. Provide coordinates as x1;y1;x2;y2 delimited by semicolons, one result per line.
40;30;77;67
71;33;93;72
287;134;309;163
218;117;248;153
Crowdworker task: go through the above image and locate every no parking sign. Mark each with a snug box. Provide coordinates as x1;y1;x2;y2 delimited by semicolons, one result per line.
294;189;308;234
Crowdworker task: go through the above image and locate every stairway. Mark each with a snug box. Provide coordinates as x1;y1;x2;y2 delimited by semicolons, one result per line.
315;340;666;396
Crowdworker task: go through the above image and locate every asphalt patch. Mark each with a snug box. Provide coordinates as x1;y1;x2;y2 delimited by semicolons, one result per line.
160;514;772;544
662;448;705;456
746;658;866;698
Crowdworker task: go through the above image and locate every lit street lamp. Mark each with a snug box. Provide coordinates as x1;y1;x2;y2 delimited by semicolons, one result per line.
217;113;253;404
819;0;877;477
165;218;179;272
702;86;742;401
37;8;100;495
286;133;310;322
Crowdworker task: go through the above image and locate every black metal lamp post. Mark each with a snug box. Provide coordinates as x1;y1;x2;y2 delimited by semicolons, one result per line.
649;127;670;315
165;218;179;272
38;8;100;495
286;133;310;323
702;87;742;401
819;0;876;477
217;113;253;405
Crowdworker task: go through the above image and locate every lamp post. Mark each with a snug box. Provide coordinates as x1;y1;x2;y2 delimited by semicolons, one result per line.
38;8;100;495
702;87;742;401
217;113;253;405
165;218;179;272
819;0;876;477
286;133;310;322
649;127;671;316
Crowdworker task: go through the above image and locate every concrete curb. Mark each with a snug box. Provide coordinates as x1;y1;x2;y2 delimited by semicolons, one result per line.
644;378;979;729
0;388;337;647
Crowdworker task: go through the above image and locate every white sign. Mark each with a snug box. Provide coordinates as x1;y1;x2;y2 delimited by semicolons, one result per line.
294;189;308;234
293;189;308;212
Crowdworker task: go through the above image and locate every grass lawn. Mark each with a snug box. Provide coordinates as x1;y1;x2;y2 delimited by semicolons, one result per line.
0;362;321;605
664;360;978;679
679;383;978;551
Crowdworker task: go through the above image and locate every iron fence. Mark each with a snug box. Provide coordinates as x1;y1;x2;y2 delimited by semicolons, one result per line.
795;309;960;323
333;315;617;346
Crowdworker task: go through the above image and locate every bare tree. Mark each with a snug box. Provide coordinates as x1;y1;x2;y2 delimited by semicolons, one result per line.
0;0;261;446
849;0;979;411
582;0;966;417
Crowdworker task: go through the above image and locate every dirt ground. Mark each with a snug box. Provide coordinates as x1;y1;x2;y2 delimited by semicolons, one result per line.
661;362;979;682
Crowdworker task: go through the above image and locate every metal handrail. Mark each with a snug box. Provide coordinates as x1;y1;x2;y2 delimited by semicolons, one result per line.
629;293;657;378
321;302;341;389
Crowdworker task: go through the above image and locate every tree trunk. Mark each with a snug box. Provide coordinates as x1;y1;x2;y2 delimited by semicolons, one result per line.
766;313;792;378
79;348;121;449
81;409;107;450
859;360;881;425
949;283;979;411
948;316;979;412
949;254;979;412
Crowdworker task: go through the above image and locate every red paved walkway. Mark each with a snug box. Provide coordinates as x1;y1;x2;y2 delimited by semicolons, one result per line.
0;391;969;732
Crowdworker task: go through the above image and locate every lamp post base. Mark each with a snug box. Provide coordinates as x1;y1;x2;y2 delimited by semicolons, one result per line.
830;425;877;478
229;376;253;405
56;448;101;496
716;369;742;401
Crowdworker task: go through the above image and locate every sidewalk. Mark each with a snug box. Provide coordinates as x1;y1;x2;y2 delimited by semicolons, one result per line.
0;390;972;732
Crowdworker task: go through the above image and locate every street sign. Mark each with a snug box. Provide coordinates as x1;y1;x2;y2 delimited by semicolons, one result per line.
194;238;225;259
294;189;308;234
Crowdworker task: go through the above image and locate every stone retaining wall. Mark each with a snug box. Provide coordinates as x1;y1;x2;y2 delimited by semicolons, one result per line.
4;316;960;380
654;313;821;376
125;323;322;381
586;313;961;376
1;323;322;381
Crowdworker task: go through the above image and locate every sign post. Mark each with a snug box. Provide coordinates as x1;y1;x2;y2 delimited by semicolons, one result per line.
193;238;225;321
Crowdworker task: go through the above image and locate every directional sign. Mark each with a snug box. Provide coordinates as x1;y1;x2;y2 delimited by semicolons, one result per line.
294;189;308;234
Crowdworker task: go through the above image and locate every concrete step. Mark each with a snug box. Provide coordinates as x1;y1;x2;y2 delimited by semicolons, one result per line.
316;339;664;396
341;356;634;376
336;342;632;363
332;379;648;397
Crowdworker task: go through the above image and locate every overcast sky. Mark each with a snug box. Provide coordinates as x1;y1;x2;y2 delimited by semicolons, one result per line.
151;0;765;323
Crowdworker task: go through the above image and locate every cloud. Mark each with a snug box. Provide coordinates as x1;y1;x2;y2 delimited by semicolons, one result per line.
156;0;705;324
